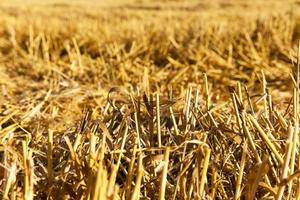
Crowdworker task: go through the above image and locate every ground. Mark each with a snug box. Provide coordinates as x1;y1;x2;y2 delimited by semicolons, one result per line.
0;0;299;199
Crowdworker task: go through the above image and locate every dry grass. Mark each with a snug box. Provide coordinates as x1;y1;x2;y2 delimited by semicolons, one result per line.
0;0;300;199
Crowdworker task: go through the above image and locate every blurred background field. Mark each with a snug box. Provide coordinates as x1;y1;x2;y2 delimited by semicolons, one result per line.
0;0;300;199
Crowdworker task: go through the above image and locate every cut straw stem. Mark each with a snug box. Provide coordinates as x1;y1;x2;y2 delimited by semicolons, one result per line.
234;140;248;200
184;87;192;131
3;162;16;199
192;86;200;128
159;147;170;200
169;107;179;136
204;74;209;111
199;148;211;198
288;88;299;198
47;129;53;188
125;144;137;199
134;112;141;148
248;115;283;165
22;141;29;199
237;82;243;103
241;113;261;163
130;155;144;200
275;126;294;200
22;141;34;200
262;71;268;118
156;93;162;148
232;93;242;131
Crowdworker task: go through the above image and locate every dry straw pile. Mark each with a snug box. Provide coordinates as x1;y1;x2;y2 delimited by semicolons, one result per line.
0;0;300;199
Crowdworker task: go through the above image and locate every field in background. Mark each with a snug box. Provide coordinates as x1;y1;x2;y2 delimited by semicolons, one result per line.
0;0;300;199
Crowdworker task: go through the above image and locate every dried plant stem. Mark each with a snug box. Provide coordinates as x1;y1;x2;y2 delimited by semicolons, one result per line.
192;86;200;128
204;74;209;111
232;93;242;130
156;93;162;147
3;162;16;199
135;112;141;148
47;129;53;190
275;126;294;200
125;144;137;199
199;148;211;198
130;155;144;200
184;88;192;131
234;140;248;200
159;146;170;200
248;115;283;165
169;107;179;136
241;113;261;162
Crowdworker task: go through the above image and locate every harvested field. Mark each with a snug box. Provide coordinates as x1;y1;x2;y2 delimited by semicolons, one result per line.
0;0;300;199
